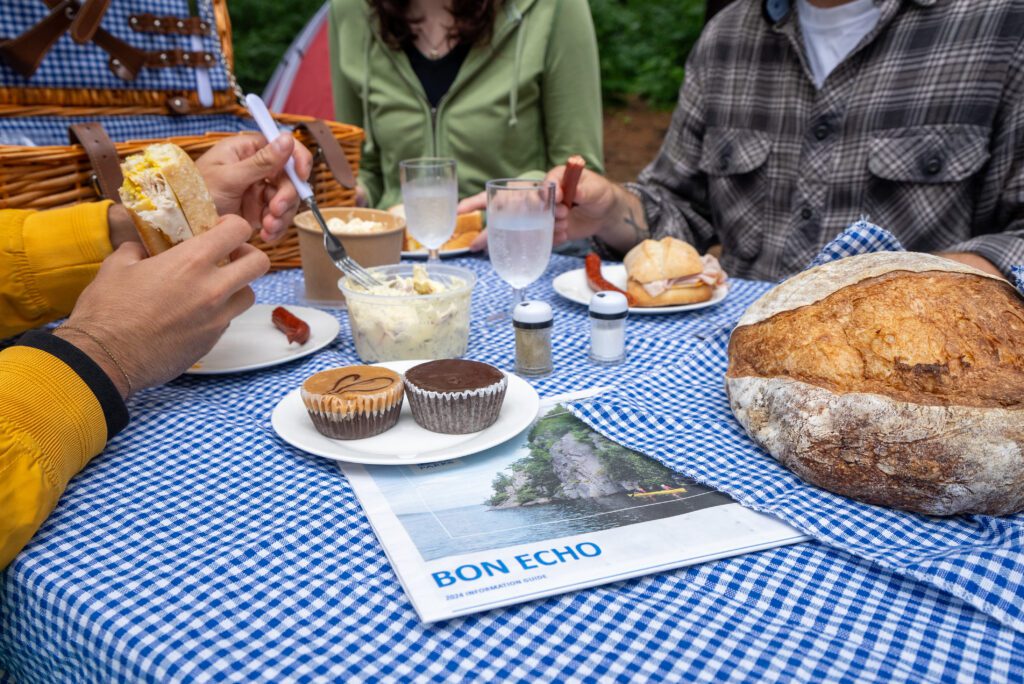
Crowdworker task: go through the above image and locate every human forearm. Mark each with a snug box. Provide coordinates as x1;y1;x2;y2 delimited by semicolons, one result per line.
593;185;650;255
943;231;1024;278
936;252;1003;277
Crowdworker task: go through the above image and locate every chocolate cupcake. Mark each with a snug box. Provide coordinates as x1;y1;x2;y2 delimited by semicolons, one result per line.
301;366;404;439
403;359;507;434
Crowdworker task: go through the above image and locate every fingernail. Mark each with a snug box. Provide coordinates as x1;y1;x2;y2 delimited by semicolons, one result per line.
272;134;290;153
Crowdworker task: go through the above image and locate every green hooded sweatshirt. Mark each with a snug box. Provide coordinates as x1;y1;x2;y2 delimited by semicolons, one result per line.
329;0;604;210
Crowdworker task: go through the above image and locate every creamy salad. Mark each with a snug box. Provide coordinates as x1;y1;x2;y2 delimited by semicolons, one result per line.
344;266;471;362
326;216;388;234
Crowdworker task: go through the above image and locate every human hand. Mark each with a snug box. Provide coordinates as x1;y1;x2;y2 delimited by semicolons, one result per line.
455;192;487;251
545;165;619;246
107;203;140;248
195;133;313;243
55;215;270;398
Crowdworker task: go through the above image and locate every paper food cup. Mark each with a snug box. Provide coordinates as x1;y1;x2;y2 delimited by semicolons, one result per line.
295;207;405;304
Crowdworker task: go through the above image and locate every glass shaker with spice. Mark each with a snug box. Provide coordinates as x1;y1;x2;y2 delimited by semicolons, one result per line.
589;291;628;365
513;300;553;377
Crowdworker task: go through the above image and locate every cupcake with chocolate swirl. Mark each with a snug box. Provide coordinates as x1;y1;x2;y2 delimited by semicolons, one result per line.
300;366;404;439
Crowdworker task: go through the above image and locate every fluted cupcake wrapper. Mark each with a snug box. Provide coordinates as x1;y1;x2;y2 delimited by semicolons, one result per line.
301;389;403;440
403;376;508;434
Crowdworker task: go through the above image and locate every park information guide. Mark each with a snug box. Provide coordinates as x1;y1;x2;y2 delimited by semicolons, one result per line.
341;392;809;623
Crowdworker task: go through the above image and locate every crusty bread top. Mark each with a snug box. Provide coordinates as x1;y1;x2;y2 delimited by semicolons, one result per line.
728;269;1024;408
147;144;218;235
623;237;702;283
737;251;1008;327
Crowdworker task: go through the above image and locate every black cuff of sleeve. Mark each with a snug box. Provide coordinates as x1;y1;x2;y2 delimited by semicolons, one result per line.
16;330;130;439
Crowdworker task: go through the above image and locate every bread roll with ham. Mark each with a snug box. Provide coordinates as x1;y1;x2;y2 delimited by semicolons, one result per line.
623;237;725;306
726;252;1024;516
118;143;219;256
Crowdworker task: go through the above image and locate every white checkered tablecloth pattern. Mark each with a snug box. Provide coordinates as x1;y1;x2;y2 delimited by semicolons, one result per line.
2;231;1024;681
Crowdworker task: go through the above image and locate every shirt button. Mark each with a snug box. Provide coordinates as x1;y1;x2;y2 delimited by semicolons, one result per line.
924;156;943;175
801;207;813;220
814;123;829;141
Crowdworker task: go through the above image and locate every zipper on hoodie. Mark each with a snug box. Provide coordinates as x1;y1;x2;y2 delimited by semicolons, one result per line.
374;5;521;158
430;105;438;154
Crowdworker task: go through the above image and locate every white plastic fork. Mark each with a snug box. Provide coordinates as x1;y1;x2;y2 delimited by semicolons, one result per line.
243;93;382;289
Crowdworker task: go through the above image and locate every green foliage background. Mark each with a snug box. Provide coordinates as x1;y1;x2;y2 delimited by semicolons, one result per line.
227;0;704;109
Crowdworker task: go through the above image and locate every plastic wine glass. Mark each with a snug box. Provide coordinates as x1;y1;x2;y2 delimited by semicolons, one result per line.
399;158;458;262
486;179;556;323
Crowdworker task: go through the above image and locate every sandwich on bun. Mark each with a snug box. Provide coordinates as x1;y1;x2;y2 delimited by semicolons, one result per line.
118;143;219;255
623;237;727;307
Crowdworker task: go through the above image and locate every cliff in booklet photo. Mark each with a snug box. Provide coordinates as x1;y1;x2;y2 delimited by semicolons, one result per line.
487;408;687;509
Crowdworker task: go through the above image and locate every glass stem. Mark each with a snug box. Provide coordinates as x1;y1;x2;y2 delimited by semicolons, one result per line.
427;248;441;263
511;287;525;311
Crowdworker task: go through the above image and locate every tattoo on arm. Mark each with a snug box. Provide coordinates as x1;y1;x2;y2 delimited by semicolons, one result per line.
624;207;645;244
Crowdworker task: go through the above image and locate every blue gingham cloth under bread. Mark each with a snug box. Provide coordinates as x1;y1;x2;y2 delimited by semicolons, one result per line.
2;226;1024;681
569;222;1024;637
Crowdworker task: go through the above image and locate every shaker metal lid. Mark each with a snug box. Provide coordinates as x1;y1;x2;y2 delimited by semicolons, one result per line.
513;300;553;328
589;291;628;319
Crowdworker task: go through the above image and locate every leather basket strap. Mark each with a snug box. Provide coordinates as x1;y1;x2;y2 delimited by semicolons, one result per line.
294;121;356;189
69;123;123;203
70;0;111;44
0;0;75;78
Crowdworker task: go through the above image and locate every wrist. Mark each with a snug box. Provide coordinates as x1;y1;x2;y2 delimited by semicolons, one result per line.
107;204;140;249
598;184;648;254
54;326;132;400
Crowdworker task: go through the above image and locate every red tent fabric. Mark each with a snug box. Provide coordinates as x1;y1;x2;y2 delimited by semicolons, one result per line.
262;3;335;120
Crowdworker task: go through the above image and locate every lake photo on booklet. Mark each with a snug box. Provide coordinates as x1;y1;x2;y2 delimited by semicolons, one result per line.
340;392;809;622
369;405;733;561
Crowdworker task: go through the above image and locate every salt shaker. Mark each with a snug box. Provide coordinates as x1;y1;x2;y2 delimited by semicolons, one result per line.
589;291;628;365
513;300;553;377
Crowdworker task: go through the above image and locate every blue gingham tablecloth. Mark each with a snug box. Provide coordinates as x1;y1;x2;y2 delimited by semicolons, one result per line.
2;239;1024;681
569;224;1024;639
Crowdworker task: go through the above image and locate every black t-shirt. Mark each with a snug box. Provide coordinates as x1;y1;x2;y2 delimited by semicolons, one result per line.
402;41;471;108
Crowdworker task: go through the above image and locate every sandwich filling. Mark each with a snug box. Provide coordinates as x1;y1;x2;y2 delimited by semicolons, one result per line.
638;255;728;297
121;152;192;243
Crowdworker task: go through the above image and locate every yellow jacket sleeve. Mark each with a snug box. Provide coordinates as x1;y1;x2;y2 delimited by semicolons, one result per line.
0;202;114;340
0;344;110;569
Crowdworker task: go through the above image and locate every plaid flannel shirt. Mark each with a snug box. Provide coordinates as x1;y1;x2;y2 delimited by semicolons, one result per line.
625;0;1024;280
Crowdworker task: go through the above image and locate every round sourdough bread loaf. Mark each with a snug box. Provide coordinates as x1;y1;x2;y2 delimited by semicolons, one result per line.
725;252;1024;516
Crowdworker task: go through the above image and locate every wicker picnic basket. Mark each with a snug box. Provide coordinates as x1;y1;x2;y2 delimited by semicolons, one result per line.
0;0;362;271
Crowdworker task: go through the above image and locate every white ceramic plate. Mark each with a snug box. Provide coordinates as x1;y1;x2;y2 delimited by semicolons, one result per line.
552;265;729;315
271;360;540;465
186;304;340;375
401;247;473;259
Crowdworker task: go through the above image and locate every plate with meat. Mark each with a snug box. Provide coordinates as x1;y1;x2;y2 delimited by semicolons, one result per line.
185;304;340;374
552;242;730;315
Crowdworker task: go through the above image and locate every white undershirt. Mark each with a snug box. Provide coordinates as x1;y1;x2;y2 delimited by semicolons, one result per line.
797;0;882;88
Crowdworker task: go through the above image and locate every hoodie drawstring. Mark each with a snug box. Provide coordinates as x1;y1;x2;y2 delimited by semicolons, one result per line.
362;32;375;154
508;6;525;128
